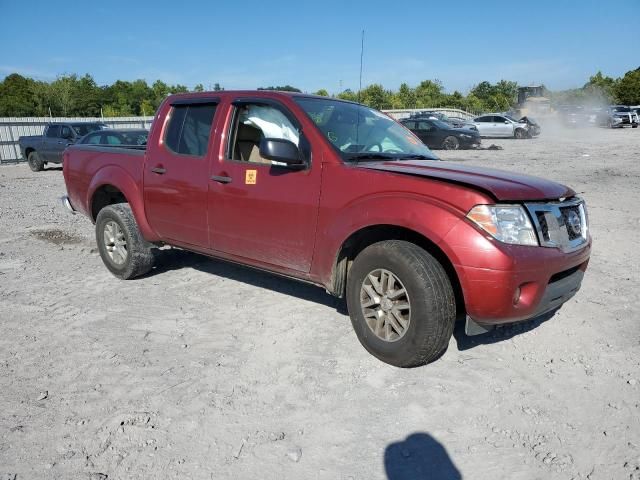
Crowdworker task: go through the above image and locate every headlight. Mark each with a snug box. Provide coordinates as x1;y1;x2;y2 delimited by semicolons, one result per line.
459;134;473;139
467;205;538;246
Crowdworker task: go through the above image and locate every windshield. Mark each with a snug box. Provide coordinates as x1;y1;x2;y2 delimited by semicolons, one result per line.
72;123;107;136
612;106;630;112
504;115;519;122
294;98;437;161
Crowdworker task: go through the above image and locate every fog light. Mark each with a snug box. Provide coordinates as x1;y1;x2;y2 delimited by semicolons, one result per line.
513;287;522;305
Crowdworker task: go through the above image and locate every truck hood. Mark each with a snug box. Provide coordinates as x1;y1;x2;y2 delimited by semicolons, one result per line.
357;160;574;201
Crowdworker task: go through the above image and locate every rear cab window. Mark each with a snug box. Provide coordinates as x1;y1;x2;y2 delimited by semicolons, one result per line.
164;103;217;157
46;125;61;138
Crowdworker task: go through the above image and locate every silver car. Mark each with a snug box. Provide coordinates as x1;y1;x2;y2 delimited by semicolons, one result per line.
472;114;531;138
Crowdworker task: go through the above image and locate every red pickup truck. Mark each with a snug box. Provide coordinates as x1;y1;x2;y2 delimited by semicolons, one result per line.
62;91;591;367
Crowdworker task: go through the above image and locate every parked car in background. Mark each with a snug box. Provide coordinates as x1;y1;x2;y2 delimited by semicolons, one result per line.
400;117;481;150
472;114;533;138
557;105;590;128
596;105;639;128
19;122;107;171
61;90;591;367
518;116;541;136
78;129;149;147
409;111;477;131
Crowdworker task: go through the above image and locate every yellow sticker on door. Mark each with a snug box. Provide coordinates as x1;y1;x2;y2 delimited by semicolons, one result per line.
245;169;257;185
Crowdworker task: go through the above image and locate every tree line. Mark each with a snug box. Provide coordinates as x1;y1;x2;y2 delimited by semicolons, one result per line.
0;68;638;118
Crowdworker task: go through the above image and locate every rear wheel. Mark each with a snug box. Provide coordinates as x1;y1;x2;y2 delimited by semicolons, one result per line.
96;204;155;279
514;128;527;139
442;136;459;150
346;240;456;367
27;151;44;172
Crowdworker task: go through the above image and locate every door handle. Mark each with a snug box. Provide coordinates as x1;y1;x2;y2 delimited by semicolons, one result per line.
151;167;166;174
211;175;232;184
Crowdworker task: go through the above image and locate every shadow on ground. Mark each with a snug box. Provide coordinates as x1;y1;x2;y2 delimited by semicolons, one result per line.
146;247;346;313
453;309;558;351
384;433;461;480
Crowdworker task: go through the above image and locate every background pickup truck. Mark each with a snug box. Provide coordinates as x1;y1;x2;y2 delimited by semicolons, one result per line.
62;91;591;367
19;122;106;171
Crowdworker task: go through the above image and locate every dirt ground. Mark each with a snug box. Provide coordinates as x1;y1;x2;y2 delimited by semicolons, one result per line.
1;124;639;480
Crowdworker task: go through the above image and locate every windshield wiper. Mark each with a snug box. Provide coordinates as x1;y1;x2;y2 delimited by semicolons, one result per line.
346;153;398;162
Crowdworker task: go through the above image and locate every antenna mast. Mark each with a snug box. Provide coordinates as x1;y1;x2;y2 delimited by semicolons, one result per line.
358;30;364;102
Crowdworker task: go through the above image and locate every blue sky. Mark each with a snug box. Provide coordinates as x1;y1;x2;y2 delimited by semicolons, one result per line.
1;0;638;93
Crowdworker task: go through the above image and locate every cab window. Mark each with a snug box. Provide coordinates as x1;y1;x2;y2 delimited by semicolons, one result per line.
227;103;300;164
164;103;217;157
84;133;102;145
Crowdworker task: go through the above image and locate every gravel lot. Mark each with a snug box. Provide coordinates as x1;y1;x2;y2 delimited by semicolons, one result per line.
1;125;639;480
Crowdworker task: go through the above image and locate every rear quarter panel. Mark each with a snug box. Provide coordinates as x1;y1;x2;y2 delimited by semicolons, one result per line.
63;146;159;240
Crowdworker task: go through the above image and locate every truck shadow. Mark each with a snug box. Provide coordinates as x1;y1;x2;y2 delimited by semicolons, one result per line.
146;248;346;312
453;309;558;351
384;432;461;480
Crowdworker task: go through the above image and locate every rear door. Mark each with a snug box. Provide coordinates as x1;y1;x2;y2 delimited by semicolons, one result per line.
207;98;321;273
41;125;61;161
414;120;439;148
474;116;492;137
143;99;219;247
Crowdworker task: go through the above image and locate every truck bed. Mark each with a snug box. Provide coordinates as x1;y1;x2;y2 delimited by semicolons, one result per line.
63;145;146;219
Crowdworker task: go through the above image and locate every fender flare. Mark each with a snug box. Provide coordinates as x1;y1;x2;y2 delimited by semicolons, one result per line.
87;165;160;242
313;192;467;289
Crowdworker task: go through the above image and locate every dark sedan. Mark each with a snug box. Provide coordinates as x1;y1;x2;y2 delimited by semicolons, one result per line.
400;118;481;150
78;129;149;147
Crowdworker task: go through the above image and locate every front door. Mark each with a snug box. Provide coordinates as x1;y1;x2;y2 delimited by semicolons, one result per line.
207;99;321;273
143;100;218;247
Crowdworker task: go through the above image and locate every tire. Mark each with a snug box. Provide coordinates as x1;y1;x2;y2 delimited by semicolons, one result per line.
632;125;638;128
27;151;44;172
346;240;456;367
514;128;526;139
442;136;459;150
95;203;154;280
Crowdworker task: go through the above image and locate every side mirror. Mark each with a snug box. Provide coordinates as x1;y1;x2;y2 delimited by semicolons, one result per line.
259;138;304;167
504;120;510;124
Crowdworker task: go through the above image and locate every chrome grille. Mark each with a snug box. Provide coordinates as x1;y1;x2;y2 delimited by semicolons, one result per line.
525;198;588;252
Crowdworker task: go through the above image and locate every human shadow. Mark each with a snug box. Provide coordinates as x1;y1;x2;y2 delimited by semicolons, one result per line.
384;432;461;480
453;308;558;351
145;247;347;313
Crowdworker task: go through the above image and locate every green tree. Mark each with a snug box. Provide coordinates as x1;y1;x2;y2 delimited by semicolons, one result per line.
615;68;640;105
583;71;618;103
336;89;358;102
193;83;204;92
358;84;392;110
393;83;416;109
0;74;38;116
314;89;329;97
414;80;444;107
257;85;302;92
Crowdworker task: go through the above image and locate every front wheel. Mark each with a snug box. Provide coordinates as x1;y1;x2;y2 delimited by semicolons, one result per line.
346;240;456;367
95;204;155;279
442;136;460;150
514;128;527;139
27;151;44;172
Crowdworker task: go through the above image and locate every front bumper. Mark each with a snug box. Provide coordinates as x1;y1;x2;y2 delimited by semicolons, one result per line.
441;217;591;328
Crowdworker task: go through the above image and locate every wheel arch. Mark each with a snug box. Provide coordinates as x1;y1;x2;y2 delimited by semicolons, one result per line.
87;166;160;242
328;224;465;319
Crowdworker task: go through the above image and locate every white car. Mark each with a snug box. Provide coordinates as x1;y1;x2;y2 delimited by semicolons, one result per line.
472;114;531;138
